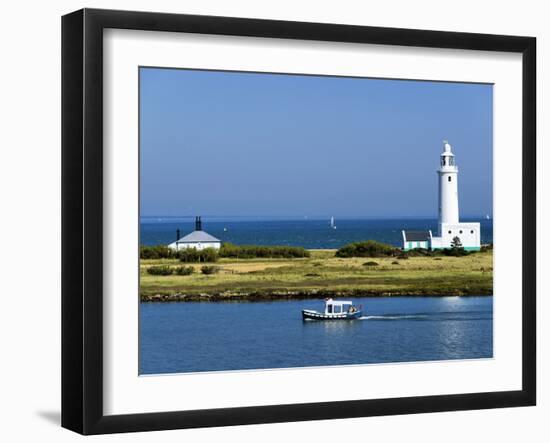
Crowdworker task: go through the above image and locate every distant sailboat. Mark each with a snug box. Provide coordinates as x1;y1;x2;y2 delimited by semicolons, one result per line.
330;216;337;229
486;214;491;220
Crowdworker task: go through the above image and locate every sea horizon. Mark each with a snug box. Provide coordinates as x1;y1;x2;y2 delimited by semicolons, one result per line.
140;214;492;222
140;216;493;249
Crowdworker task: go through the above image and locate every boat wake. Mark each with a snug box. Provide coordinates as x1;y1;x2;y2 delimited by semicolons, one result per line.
359;314;429;321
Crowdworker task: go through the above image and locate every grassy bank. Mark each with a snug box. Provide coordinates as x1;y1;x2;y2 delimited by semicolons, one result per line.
140;249;493;301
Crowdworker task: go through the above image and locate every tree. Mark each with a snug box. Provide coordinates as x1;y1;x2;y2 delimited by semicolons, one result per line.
448;236;467;256
451;236;463;249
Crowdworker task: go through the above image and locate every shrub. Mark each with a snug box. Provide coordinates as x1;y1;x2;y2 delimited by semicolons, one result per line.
405;248;433;257
396;248;447;259
391;261;400;265
363;261;379;266
140;245;176;259
178;247;219;263
481;243;493;252
219;243;309;259
442;246;469;257
433;257;442;260
146;265;173;276
200;265;221;275
304;273;321;277
174;266;194;276
335;240;398;258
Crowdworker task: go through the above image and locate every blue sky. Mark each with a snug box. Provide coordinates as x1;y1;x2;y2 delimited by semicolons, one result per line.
140;68;492;218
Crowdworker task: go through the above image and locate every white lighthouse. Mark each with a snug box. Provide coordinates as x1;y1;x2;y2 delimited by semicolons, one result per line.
438;140;459;228
429;140;481;251
402;140;481;251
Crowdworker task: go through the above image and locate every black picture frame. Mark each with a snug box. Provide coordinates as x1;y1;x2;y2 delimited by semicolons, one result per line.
62;8;536;435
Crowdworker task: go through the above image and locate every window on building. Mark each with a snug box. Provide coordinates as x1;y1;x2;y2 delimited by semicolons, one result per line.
448;176;452;182
448;230;452;234
471;230;474;234
441;157;445;166
459;230;463;234
450;157;455;166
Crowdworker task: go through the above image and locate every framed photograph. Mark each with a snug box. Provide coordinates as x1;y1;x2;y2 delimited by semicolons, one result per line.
61;8;536;435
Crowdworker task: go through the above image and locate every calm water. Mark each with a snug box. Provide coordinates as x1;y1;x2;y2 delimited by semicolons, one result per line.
140;217;493;249
139;296;493;374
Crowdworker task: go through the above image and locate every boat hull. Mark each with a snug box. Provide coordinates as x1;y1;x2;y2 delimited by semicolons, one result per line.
302;309;362;321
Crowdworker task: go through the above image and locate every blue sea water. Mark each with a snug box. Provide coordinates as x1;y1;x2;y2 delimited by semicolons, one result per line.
140;217;493;248
139;296;493;374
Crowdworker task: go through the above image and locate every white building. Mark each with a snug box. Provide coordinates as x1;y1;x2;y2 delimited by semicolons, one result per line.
402;141;481;251
168;216;222;251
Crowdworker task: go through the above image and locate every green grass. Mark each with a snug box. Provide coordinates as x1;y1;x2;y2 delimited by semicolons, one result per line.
139;249;493;301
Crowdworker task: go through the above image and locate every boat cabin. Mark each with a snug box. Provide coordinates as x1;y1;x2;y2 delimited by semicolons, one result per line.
325;299;355;315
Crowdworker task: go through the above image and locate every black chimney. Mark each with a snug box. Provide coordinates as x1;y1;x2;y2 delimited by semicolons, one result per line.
195;216;202;231
176;228;180;240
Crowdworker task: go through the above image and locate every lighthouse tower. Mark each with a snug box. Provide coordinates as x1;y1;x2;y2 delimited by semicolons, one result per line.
438;140;459;233
420;140;481;251
404;140;481;251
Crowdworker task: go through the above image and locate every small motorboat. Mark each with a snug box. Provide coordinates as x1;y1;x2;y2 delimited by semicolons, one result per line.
302;298;362;321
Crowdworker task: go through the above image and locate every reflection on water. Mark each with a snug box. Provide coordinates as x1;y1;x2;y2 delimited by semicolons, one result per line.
140;296;493;375
303;318;363;331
